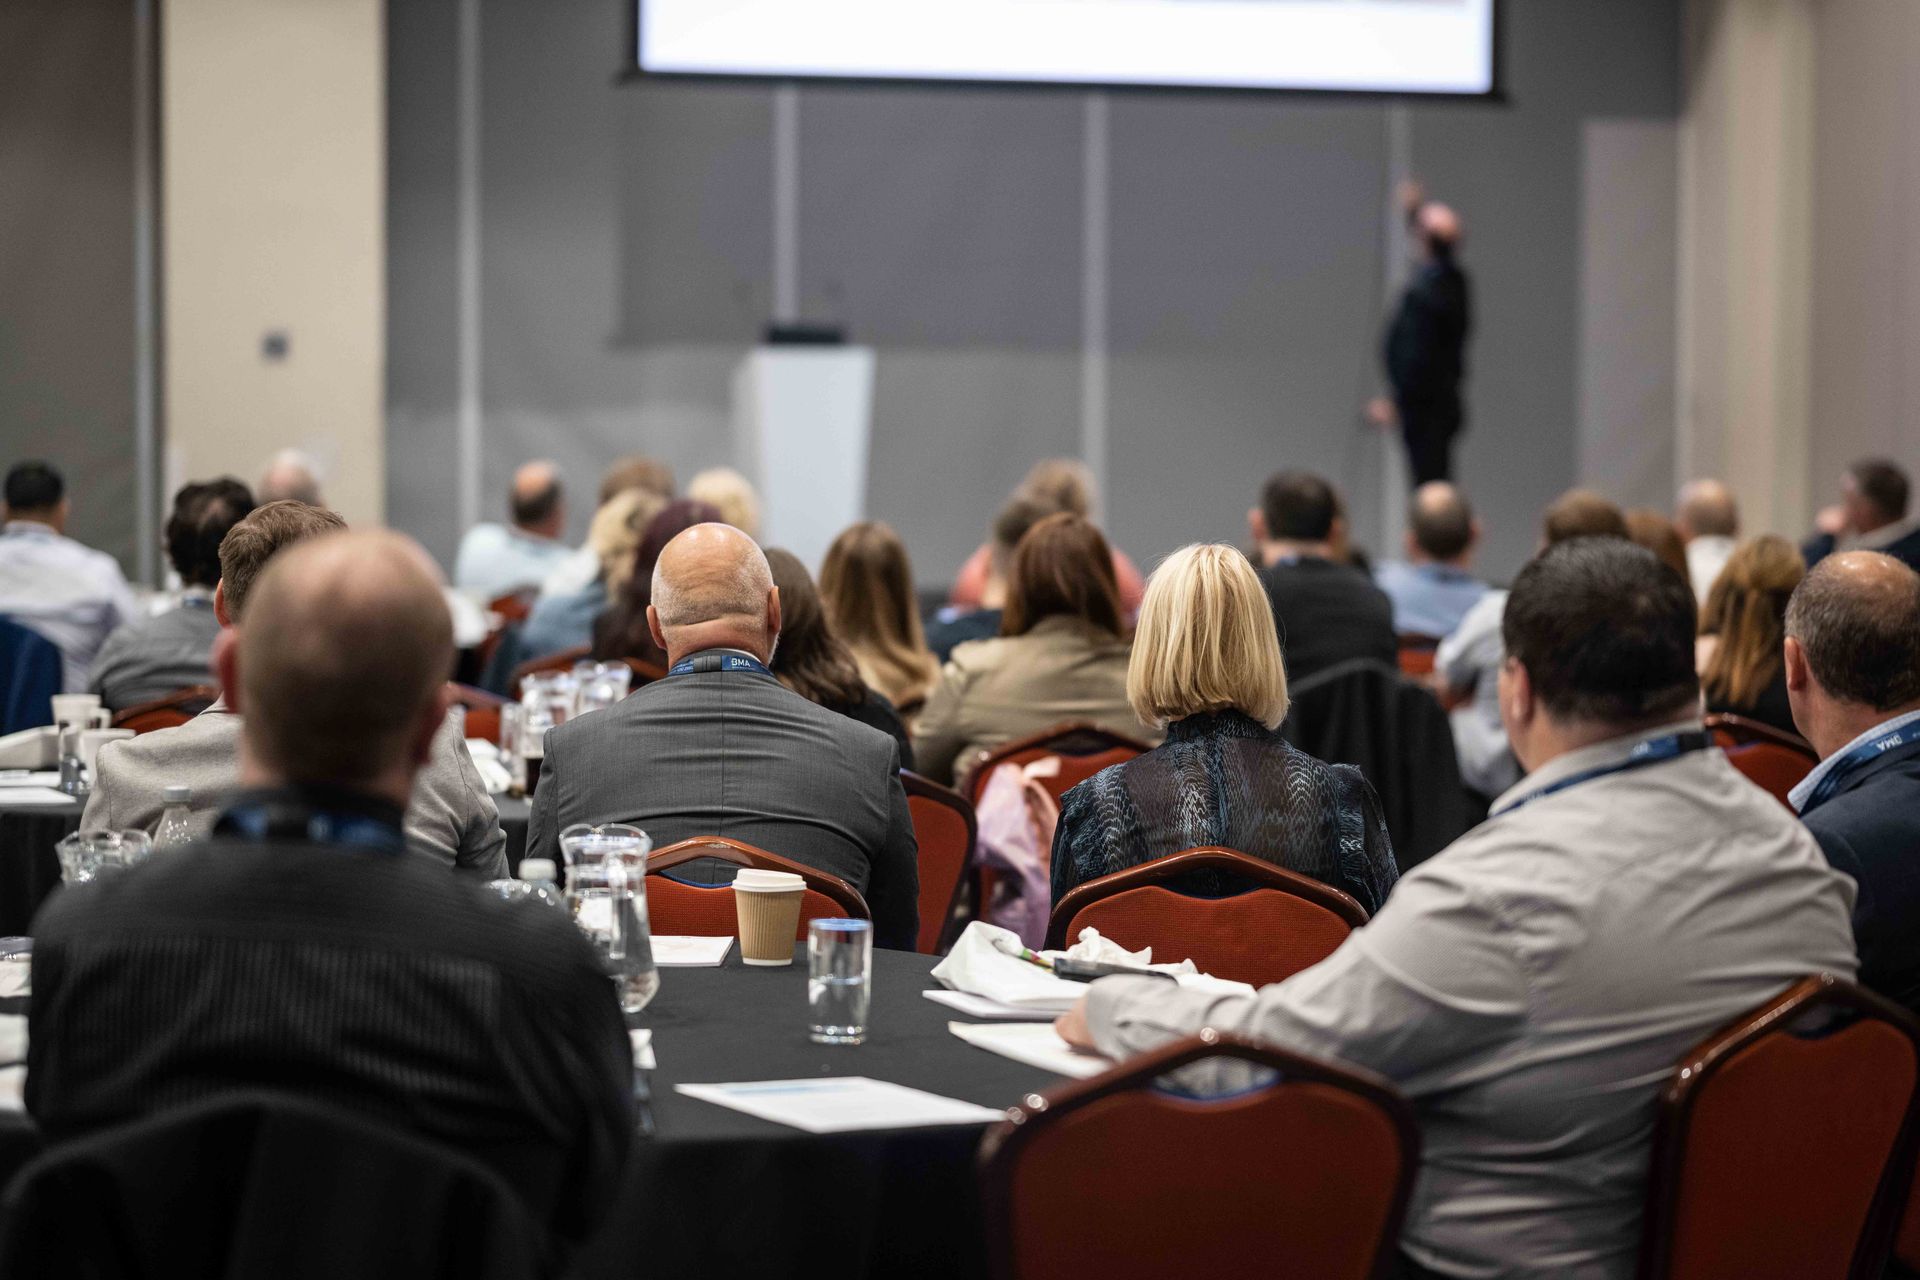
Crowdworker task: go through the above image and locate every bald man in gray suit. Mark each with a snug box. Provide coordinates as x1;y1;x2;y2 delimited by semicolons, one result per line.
526;523;919;949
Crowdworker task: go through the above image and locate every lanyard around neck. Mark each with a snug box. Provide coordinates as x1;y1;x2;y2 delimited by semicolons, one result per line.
667;652;773;679
1801;722;1920;812
1495;731;1714;817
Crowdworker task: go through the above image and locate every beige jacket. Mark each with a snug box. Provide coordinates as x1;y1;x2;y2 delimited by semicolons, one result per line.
910;615;1153;784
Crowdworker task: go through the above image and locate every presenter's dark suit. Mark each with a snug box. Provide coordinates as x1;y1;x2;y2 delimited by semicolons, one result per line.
1384;257;1471;485
526;649;921;950
1801;735;1920;1014
26;786;633;1244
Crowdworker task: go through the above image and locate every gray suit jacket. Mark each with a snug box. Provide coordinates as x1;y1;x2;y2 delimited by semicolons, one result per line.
525;652;920;949
82;701;508;878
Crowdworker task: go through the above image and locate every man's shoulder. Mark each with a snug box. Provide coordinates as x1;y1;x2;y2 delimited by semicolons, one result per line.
101;708;236;774
1807;757;1920;839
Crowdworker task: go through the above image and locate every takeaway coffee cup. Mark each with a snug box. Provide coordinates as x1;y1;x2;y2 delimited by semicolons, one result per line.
733;869;806;966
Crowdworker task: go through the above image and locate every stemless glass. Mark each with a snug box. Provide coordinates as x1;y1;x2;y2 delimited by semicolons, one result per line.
570;661;632;717
807;918;873;1045
55;829;153;885
560;823;658;1012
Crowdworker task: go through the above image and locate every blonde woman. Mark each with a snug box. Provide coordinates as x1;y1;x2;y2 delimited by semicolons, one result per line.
821;521;940;712
686;467;761;539
1697;535;1804;734
1048;543;1396;912
519;486;665;658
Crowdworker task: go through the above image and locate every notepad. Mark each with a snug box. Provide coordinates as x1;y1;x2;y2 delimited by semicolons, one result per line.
651;935;734;967
0;788;79;807
675;1077;1006;1133
948;1021;1114;1080
922;989;1059;1022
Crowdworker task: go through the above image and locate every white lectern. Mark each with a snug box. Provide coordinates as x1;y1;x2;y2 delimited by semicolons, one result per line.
730;346;876;572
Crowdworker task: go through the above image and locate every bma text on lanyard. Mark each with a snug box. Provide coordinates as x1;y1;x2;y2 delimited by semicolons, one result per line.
1495;731;1715;817
1801;723;1920;811
666;653;774;678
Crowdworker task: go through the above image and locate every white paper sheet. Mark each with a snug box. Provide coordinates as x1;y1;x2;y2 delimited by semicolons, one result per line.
0;960;28;999
628;1028;657;1071
675;1077;1007;1133
0;773;60;788
948;1021;1114;1080
0;787;79;807
922;989;1058;1022
652;935;734;967
0;1017;24;1069
0;1067;21;1112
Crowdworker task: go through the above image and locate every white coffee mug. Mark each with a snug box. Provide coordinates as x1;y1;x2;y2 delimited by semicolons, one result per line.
78;728;134;777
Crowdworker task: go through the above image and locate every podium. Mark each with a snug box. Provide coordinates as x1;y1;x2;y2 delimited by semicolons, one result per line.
730;345;876;571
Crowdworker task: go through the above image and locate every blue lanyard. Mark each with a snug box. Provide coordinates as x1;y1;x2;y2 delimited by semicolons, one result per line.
219;804;407;856
1801;724;1920;812
667;653;773;678
1496;731;1714;816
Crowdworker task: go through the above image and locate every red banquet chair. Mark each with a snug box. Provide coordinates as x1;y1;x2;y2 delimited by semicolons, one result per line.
644;837;868;941
1704;713;1817;812
109;685;219;735
979;1030;1419;1280
1637;974;1920;1280
901;772;976;955
447;683;508;744
1044;847;1368;988
961;722;1152;810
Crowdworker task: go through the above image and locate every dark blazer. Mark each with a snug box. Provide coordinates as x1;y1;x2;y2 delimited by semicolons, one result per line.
1384;258;1471;413
1257;557;1399;684
26;792;633;1245
1803;526;1920;575
527;650;920;949
1800;734;1920;1014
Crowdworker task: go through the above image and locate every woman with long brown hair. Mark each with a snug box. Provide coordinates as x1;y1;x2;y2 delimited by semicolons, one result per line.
911;513;1151;784
820;521;939;713
763;548;913;769
591;498;723;667
1697;535;1804;734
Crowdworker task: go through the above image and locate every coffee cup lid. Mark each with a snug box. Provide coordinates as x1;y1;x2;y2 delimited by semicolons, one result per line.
733;868;805;893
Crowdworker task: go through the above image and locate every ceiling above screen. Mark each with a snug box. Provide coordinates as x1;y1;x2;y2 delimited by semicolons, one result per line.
634;0;1500;98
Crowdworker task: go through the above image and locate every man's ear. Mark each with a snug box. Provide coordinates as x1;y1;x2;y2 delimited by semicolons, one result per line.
646;604;668;655
413;683;451;768
213;628;243;714
1248;508;1267;545
1783;635;1811;694
213;580;231;628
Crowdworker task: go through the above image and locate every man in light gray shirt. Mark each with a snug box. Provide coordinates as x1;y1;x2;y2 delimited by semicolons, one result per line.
1061;538;1858;1280
0;461;139;693
84;500;505;877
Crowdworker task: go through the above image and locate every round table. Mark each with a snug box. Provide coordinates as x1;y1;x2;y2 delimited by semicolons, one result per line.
0;795;82;937
574;945;1061;1279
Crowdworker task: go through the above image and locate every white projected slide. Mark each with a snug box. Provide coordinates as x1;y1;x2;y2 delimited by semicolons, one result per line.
637;0;1497;96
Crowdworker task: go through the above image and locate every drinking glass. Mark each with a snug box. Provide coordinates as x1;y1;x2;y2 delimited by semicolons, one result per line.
560;823;658;1012
807;918;873;1045
55;830;153;885
571;660;632;717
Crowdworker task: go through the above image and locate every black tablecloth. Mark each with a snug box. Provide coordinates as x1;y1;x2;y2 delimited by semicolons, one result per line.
578;945;1057;1280
496;795;529;875
0;799;81;937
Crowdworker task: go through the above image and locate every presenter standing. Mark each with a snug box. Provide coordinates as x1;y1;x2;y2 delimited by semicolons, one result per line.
1370;181;1472;486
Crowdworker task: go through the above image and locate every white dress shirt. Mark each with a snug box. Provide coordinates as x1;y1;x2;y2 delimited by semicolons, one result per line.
1087;722;1858;1280
452;523;573;598
1684;535;1735;607
0;520;139;693
1434;589;1519;796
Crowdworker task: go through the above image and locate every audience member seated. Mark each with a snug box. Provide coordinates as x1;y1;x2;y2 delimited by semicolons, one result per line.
453;459;572;597
591;498;723;669
1373;481;1489;639
1696;534;1802;734
1804;456;1920;574
1248;470;1396;682
88;478;254;711
540;453;676;598
1437;488;1628;798
1675;477;1739;606
1786;551;1920;1013
28;529;632;1245
521;487;661;659
0;460;138;693
1624;508;1693;598
949;458;1146;618
528;523;919;949
765;548;914;769
924;495;1047;663
1058;537;1857;1280
686;465;761;538
914;513;1151;785
1051;544;1396;914
820;521;939;712
84;501;507;878
255;448;325;507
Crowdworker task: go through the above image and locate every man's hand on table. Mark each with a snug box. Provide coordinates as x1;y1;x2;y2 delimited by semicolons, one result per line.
1055;997;1096;1052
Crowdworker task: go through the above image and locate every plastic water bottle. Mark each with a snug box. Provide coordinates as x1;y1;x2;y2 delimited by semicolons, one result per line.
154;785;195;850
516;858;567;912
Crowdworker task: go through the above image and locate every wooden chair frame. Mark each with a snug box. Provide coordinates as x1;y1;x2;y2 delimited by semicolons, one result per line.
1044;846;1369;951
977;1028;1421;1280
1637;973;1920;1280
901;771;977;954
961;721;1154;805
1703;713;1818;762
647;836;870;922
108;685;219;734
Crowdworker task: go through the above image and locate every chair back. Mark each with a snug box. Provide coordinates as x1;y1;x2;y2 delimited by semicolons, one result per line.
448;683;508;744
1638;974;1920;1280
108;685;219;735
963;722;1152;808
1397;633;1442;679
646;836;869;939
486;590;536;624
0;618;61;735
979;1031;1418;1280
902;771;976;954
0;1090;543;1280
1045;847;1367;986
1704;714;1817;811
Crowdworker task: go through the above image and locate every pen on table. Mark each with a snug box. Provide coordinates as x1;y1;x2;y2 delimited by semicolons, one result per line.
991;937;1054;971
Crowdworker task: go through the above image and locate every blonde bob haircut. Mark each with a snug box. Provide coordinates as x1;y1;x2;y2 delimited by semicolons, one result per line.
1127;543;1290;731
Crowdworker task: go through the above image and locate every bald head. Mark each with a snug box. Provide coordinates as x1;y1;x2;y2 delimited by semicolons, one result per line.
510;460;565;538
1676;479;1738;541
647;523;780;664
220;530;453;799
1418;202;1462;253
1407;482;1477;564
258;450;323;508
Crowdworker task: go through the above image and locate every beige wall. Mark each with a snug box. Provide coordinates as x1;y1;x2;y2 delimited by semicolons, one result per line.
163;0;385;525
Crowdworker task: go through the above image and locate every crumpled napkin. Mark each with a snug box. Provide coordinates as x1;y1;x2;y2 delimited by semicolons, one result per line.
930;921;1090;1013
1059;926;1198;975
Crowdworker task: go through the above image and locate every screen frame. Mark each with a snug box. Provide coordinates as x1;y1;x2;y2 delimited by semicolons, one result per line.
622;0;1506;102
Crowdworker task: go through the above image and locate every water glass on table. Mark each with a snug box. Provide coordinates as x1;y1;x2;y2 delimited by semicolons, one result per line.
807;918;873;1045
54;830;152;885
561;823;659;1012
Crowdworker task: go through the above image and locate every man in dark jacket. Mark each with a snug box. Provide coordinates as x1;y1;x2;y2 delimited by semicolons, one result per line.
1377;185;1471;486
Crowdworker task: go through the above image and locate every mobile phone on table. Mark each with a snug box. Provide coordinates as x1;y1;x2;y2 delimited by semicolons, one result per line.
1051;958;1176;983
